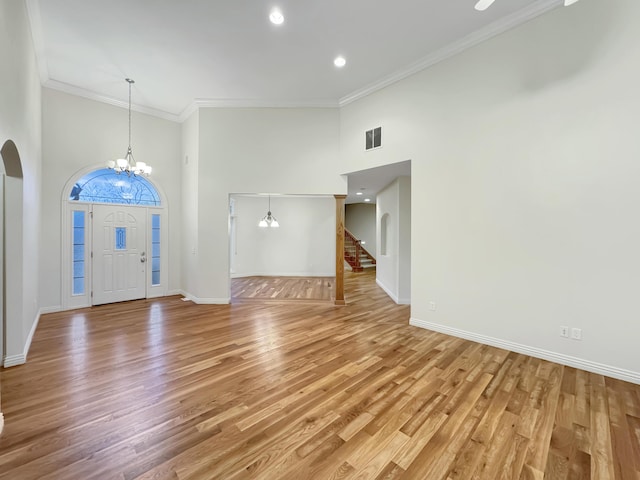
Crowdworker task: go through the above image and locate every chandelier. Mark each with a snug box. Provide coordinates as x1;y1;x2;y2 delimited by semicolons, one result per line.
107;78;152;176
258;195;279;228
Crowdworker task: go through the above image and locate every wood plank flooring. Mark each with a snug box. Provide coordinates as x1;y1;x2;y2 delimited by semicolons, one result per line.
231;276;336;303
0;270;639;479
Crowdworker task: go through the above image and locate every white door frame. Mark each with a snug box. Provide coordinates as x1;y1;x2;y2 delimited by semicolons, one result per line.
61;166;168;310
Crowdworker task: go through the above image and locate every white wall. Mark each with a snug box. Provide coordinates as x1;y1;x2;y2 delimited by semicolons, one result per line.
41;89;182;309
232;195;335;277
376;177;411;305
183;107;345;303
181;110;199;297
0;0;42;365
341;0;640;382
345;203;376;256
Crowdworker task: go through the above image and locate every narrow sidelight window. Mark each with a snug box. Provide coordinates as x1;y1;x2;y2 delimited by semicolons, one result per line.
72;210;86;295
151;214;161;286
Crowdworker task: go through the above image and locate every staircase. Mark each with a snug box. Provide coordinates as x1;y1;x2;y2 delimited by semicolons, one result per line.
344;229;376;272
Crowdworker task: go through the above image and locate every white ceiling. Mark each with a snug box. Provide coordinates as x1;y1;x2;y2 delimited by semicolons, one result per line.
27;0;563;120
346;161;411;205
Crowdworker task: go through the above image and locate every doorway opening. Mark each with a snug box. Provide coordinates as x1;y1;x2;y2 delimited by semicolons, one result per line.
344;160;412;305
228;194;338;304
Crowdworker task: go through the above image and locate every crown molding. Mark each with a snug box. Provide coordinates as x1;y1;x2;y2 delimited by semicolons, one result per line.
25;0;49;85
44;79;182;122
339;0;562;107
178;97;339;121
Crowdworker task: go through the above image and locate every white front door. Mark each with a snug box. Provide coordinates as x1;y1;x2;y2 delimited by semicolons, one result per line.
92;205;147;305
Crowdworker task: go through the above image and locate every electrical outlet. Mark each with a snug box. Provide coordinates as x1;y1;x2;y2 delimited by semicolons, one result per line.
571;328;582;340
560;326;569;338
429;302;437;311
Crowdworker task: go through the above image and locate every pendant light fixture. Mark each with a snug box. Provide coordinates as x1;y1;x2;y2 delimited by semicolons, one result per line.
107;78;152;176
258;195;279;228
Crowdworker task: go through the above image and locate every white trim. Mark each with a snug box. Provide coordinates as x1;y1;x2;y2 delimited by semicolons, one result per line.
409;317;640;386
182;292;230;305
0;412;4;436
375;277;410;305
3;354;26;368
179;98;339;122
25;0;49;84
39;305;62;314
43;81;181;123
339;0;561;106
3;307;42;368
230;272;335;279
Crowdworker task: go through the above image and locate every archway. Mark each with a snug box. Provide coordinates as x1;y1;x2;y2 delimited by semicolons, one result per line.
0;139;25;434
0;140;24;364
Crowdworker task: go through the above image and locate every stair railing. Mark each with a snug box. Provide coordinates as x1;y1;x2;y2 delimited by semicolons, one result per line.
344;229;376;270
344;229;361;269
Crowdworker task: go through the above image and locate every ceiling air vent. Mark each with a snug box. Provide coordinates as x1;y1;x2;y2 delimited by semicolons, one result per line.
365;127;381;151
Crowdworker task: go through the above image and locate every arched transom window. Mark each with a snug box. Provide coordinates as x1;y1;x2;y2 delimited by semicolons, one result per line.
69;168;160;206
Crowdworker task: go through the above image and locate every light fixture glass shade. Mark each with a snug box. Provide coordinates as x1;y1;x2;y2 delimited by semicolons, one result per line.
258;195;280;227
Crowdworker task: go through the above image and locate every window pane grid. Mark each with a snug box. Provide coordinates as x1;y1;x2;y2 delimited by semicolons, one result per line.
151;214;161;286
72;210;85;295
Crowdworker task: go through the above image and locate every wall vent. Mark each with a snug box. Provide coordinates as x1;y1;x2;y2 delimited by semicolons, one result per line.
365;127;382;150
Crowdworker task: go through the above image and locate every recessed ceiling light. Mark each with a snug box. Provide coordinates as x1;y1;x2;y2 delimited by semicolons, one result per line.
269;9;284;25
356;192;363;196
364;198;371;202
334;56;346;68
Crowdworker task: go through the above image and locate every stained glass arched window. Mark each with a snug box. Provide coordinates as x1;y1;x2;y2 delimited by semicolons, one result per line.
69;168;160;206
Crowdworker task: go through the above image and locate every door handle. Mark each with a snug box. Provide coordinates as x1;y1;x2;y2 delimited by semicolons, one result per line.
140;252;146;263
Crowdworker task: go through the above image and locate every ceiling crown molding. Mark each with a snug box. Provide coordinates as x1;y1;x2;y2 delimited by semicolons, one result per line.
25;0;49;85
44;79;181;123
339;0;562;107
178;98;339;122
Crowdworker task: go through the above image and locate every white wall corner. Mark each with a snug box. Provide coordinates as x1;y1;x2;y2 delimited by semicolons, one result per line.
376;278;400;304
409;317;640;386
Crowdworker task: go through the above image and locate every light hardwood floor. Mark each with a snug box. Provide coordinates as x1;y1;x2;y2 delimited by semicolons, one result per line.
231;276;336;303
0;270;638;479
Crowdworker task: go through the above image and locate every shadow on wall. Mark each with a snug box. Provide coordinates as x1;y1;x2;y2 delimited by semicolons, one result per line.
1;140;23;177
518;1;616;92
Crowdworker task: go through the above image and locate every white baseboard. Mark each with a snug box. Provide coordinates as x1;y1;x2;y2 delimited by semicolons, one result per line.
3;354;26;368
230;272;335;279
39;305;62;314
376;279;411;305
4;308;42;368
181;292;230;305
410;317;640;386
